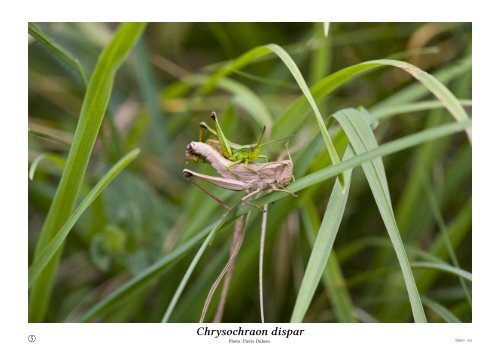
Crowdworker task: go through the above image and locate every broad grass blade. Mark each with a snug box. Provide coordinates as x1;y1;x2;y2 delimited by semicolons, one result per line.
334;108;427;322
29;23;146;322
28;149;140;288
290;148;353;322
28;22;89;87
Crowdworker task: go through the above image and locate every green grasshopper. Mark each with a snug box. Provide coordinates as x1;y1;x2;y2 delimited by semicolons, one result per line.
199;112;273;173
184;141;296;210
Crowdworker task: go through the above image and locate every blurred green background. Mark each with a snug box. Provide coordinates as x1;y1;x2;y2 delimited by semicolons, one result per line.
28;22;472;322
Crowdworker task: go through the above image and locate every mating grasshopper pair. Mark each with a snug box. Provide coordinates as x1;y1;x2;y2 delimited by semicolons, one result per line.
198;112;268;173
184;112;297;210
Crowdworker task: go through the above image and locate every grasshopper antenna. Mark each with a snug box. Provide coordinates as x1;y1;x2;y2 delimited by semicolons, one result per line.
286;143;295;182
261;133;296;146
257;126;266;147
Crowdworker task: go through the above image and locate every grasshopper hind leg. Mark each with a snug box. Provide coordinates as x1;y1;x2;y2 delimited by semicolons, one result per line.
183;170;231;210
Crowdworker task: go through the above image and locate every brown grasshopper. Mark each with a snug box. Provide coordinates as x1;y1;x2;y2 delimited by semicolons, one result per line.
184;141;297;210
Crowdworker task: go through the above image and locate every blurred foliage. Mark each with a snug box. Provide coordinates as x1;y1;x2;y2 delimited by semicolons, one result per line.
28;22;471;322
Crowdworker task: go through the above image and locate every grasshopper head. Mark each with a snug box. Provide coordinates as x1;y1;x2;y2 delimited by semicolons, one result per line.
185;143;199;163
185;142;207;163
249;143;261;157
276;161;293;186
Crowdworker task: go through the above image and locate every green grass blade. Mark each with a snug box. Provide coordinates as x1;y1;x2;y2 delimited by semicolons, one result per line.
28;22;89;87
28;149;140;288
300;199;356;322
373;100;472;120
365;59;471;141
334;108;427;322
28;126;73;146
323;22;330;37
266;44;342;170
421;297;461;323
411;262;472;281
272;57;472;140
29;23;146;322
161;210;232;322
291;148;353;322
29;153;66;180
370;56;472;115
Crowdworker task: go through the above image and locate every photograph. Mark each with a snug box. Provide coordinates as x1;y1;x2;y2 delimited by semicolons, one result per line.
28;22;472;324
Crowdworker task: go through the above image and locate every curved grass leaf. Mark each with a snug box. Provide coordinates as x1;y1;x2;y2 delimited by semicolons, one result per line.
411;262;472;281
421;297;461;323
29;23;146;322
28;22;89;87
272;56;472;140
366;59;471;141
373;100;472;120
29;153;66;180
290;147;352;322
370;56;472;115
334;108;426;322
265;44;342;169
28;126;73;146
28;149;140;288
